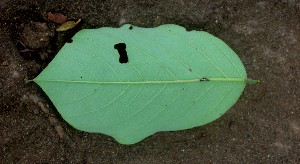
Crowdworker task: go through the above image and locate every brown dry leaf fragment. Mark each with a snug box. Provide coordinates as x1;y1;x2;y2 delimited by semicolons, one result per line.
37;101;50;114
54;125;65;139
47;12;67;24
48;116;59;124
56;19;81;32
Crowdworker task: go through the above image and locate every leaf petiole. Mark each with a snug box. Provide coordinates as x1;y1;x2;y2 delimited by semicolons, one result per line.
246;79;260;84
207;78;260;84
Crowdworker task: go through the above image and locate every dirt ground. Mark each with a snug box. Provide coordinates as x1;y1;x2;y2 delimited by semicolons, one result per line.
1;0;300;163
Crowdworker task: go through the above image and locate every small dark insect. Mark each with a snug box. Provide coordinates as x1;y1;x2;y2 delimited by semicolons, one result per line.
200;78;209;82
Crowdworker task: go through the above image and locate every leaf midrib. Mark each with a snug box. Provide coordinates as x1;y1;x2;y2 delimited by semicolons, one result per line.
34;77;248;84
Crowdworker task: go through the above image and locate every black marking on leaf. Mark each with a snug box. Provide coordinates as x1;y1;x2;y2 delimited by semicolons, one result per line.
80;76;83;79
129;25;133;30
114;43;128;64
67;39;73;43
200;78;209;82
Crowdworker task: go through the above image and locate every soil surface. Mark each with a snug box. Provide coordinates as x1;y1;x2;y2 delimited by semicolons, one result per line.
1;0;300;163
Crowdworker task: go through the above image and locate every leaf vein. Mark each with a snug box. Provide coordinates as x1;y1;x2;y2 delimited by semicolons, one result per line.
167;30;227;77
94;30;178;80
70;44;122;81
66;85;131;118
74;36;145;80
133;29;201;78
170;83;216;125
114;84;168;136
119;86;186;139
202;34;243;77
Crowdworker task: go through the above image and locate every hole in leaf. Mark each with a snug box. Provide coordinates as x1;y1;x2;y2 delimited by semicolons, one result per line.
114;43;128;64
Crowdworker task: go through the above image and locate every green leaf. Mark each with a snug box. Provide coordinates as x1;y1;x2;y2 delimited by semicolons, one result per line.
34;24;255;144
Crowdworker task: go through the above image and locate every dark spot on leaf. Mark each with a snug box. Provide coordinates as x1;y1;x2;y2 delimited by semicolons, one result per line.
188;68;192;72
165;105;167;106
186;28;193;32
129;25;133;30
114;43;128;64
80;76;82;79
182;88;185;90
67;39;73;43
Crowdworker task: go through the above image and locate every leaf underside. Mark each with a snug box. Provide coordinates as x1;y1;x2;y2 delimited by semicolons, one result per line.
34;24;247;144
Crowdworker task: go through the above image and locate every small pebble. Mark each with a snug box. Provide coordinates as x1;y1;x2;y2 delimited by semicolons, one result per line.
2;60;9;66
